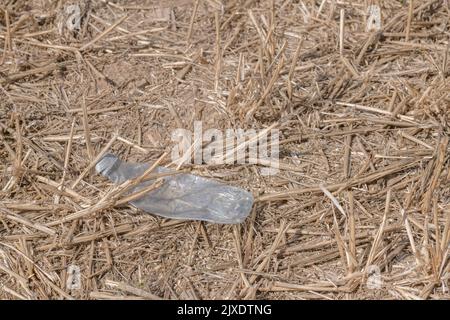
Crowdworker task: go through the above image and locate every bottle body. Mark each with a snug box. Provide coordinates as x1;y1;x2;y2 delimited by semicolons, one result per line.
95;154;254;224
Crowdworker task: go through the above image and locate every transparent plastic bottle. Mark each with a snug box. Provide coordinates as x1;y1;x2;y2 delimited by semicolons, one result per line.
95;154;254;224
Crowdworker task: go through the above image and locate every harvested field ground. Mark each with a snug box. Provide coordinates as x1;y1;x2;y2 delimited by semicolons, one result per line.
0;0;449;300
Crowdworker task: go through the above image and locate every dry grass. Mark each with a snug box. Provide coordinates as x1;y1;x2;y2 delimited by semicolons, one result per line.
0;0;449;300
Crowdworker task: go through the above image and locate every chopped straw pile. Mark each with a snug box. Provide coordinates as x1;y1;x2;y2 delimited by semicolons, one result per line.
0;0;449;300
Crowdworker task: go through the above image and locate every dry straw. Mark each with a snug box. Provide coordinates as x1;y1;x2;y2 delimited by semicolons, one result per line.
0;0;449;300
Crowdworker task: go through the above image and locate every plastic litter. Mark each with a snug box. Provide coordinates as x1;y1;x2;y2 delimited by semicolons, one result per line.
95;154;254;224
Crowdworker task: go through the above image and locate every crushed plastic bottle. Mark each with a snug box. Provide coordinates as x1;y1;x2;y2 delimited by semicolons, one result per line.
95;154;254;224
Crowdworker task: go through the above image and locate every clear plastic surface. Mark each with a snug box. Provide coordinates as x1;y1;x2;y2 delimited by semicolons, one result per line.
95;154;254;224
